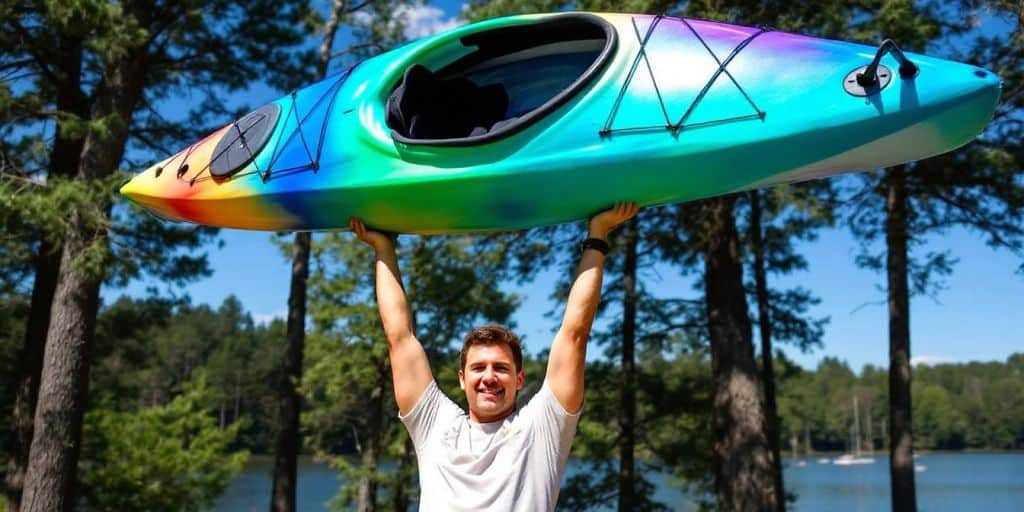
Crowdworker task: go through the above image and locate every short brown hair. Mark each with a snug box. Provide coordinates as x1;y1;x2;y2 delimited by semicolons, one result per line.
460;325;523;372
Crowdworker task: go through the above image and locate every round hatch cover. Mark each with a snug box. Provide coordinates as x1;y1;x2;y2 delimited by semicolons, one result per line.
843;65;893;97
210;103;281;178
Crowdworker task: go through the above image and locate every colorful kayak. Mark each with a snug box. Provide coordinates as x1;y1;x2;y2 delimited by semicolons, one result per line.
119;12;1001;232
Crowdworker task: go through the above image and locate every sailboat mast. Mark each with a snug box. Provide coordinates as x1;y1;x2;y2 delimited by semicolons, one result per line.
853;395;861;456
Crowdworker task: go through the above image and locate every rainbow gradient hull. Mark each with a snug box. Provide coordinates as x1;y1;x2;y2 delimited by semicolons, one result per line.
120;13;1000;232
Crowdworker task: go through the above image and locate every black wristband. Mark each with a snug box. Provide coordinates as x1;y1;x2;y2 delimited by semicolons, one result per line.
580;237;610;255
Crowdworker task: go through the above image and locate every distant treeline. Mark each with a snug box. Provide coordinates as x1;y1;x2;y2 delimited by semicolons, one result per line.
778;355;1024;453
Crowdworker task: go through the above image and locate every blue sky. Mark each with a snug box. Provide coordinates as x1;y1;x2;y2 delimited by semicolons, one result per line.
107;2;1023;372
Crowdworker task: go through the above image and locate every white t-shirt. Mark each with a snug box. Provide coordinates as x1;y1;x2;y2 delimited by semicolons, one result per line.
399;380;580;511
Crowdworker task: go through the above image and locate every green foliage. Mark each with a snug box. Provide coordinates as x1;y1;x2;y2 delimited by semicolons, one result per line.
89;295;283;449
912;382;965;448
0;294;26;466
77;379;248;512
1;173;130;279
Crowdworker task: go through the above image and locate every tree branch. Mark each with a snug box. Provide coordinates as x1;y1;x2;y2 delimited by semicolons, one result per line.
345;0;377;14
9;18;60;86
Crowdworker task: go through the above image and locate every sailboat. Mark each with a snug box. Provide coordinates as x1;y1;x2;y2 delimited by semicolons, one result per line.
833;396;875;465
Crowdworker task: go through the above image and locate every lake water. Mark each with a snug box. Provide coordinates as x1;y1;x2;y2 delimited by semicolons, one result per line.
213;453;1024;511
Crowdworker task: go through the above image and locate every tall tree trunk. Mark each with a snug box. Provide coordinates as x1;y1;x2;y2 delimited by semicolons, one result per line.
749;190;786;510
882;418;888;450
357;361;388;512
19;213;103;512
884;165;917;511
803;425;811;455
618;217;638;511
270;232;309;512
5;246;60;510
865;401;874;452
20;42;146;510
702;196;777;512
233;372;241;421
270;2;343;509
391;436;414;512
4;34;86;512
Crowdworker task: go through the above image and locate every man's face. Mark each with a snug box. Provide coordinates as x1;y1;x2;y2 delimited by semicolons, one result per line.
459;343;524;423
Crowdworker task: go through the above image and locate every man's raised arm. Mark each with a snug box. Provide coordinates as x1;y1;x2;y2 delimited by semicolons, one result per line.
351;218;433;415
546;203;639;413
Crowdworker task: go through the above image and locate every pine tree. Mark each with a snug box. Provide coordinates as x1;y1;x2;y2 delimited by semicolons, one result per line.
7;2;312;509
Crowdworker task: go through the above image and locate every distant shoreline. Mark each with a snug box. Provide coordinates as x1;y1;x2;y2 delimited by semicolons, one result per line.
239;450;1024;467
784;448;1024;458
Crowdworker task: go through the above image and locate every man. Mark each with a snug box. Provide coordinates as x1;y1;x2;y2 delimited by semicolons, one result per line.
350;202;638;511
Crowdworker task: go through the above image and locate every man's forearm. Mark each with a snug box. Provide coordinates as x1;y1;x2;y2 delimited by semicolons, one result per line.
374;246;415;345
561;252;605;341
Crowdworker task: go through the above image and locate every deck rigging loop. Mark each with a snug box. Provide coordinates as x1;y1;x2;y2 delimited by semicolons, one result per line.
601;15;769;137
185;66;355;186
844;39;918;97
858;39;919;86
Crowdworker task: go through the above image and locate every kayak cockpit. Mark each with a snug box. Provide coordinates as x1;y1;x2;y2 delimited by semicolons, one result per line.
387;14;616;146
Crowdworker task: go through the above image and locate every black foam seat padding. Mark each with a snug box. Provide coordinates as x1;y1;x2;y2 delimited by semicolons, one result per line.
490;116;519;132
387;64;509;140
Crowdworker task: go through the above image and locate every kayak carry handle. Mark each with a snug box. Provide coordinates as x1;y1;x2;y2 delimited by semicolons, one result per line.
856;39;919;88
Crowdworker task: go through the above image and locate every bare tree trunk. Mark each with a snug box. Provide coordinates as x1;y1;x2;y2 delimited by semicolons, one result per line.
357;362;388;512
270;2;344;509
270;232;309;512
20;217;102;512
702;196;778;512
749;190;786;510
233;372;241;422
4;34;86;512
865;401;874;453
391;436;415;512
5;247;60;512
618;217;638;511
882;418;888;450
803;425;811;455
885;165;917;511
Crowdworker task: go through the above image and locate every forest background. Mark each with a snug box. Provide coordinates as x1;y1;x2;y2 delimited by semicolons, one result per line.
1;0;1022;511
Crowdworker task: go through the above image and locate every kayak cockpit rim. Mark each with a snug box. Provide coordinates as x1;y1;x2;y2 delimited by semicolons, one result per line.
388;13;617;147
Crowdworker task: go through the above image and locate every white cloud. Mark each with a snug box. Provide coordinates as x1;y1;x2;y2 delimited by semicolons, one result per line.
398;4;464;40
352;4;464;41
253;309;287;326
911;355;955;367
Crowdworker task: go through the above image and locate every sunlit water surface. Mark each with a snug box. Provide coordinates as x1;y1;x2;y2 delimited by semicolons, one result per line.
213;453;1024;511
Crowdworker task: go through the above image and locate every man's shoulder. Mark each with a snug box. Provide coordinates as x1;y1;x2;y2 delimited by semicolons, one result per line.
515;382;559;418
400;380;466;441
